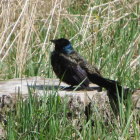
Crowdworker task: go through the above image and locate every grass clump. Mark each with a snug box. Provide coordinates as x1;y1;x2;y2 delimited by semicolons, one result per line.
5;90;139;139
6;93;75;139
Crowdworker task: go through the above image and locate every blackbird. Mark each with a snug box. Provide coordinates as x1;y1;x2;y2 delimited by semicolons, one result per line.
51;38;123;96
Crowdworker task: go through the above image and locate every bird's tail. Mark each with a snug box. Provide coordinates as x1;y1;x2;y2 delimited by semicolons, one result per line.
87;73;124;97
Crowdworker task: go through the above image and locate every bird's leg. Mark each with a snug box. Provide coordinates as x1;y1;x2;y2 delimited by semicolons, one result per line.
64;85;74;90
84;87;93;91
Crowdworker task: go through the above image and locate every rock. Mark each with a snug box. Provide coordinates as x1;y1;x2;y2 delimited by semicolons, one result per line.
0;77;139;118
0;77;107;106
0;77;139;137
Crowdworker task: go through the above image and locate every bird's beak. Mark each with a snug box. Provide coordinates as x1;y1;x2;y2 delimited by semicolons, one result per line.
50;40;56;44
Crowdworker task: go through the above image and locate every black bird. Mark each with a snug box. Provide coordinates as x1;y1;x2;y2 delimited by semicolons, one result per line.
50;38;124;96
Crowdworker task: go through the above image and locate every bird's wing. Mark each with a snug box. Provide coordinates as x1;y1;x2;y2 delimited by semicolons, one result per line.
69;52;101;75
59;54;90;87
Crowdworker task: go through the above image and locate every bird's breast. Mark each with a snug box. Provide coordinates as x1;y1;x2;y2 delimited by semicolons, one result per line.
51;51;65;78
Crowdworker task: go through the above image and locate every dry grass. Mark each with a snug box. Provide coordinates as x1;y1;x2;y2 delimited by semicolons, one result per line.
0;0;139;81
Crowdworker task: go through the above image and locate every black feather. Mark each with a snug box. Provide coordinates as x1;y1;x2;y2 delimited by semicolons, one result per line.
51;51;89;88
50;38;125;97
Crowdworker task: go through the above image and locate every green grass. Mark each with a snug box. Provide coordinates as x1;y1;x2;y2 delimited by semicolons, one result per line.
5;89;139;139
0;0;140;139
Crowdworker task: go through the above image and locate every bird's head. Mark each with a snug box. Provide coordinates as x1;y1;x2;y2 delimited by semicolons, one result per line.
50;38;74;54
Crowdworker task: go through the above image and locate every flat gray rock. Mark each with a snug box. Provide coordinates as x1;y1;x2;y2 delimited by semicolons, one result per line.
0;77;139;110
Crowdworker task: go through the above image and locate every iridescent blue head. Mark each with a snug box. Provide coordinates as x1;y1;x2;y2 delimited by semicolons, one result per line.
51;38;74;54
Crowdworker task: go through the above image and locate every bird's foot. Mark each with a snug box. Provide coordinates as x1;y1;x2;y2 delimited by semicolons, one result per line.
82;86;102;91
83;87;94;91
63;86;74;91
